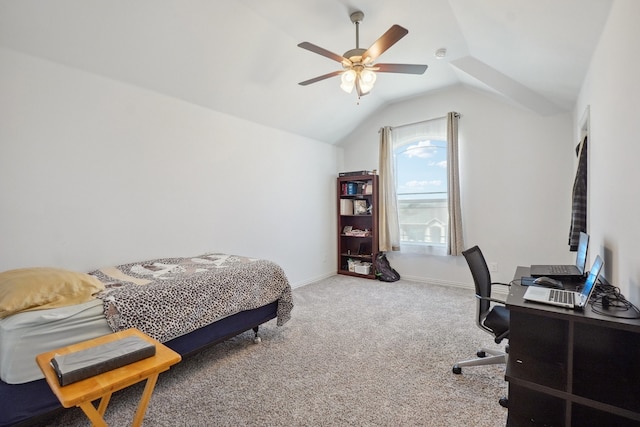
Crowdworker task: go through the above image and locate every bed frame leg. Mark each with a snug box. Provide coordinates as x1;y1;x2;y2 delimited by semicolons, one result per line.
252;326;261;344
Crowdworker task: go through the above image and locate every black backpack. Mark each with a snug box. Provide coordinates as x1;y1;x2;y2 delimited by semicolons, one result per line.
374;252;400;282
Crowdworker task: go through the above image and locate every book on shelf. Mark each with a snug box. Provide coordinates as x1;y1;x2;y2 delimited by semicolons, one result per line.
340;199;354;215
341;182;359;195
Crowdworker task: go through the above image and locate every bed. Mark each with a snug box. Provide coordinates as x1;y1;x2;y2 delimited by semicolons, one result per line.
0;253;293;427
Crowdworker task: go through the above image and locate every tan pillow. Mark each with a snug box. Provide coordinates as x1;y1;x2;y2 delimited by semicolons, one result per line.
0;267;105;319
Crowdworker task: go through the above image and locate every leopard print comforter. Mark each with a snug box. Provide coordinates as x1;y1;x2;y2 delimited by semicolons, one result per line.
89;253;292;343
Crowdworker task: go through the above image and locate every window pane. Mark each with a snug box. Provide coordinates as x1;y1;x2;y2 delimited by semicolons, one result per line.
394;138;448;251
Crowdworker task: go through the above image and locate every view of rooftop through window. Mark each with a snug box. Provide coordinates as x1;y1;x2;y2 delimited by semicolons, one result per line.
394;138;448;251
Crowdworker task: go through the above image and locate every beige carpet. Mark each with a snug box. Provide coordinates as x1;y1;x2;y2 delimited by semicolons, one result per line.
36;275;508;426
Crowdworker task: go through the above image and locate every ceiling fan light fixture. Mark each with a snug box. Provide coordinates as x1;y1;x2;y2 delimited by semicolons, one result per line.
340;69;357;93
359;68;377;93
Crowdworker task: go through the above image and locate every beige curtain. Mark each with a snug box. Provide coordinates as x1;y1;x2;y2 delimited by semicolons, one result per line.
447;112;464;255
378;126;400;251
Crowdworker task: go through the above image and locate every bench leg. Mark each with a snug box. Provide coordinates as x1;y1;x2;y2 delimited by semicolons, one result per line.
96;392;112;417
78;400;109;427
131;373;160;427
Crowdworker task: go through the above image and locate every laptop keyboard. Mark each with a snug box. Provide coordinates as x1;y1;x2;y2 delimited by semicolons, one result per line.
550;265;570;274
549;289;574;305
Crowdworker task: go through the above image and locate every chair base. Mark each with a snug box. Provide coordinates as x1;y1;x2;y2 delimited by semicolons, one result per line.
452;348;507;374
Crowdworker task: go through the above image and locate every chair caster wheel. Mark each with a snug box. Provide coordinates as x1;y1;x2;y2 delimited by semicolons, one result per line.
499;397;509;408
452;365;462;374
477;350;487;358
253;336;262;344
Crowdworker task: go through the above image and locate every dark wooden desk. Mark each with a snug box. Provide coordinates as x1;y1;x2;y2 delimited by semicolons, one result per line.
505;267;640;426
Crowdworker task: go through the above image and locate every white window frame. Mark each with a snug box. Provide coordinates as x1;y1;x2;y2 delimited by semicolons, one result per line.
392;117;448;256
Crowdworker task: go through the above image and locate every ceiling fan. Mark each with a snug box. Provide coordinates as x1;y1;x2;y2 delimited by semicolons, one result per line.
298;11;428;98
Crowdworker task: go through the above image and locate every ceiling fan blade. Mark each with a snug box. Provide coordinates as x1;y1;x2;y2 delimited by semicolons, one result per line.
298;70;344;86
361;24;408;63
376;63;428;74
298;42;349;64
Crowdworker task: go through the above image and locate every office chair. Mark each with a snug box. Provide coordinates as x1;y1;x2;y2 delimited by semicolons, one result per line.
453;245;510;379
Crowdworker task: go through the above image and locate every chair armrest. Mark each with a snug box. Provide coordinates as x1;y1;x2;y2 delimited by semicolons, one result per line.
494;328;509;343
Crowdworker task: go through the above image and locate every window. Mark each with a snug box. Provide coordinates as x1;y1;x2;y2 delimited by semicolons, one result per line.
392;117;448;255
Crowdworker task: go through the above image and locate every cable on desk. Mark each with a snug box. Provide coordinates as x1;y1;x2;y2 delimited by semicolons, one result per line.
589;281;640;319
509;279;521;287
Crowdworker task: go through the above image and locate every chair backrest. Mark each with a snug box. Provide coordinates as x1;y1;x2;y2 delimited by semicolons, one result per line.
462;245;492;318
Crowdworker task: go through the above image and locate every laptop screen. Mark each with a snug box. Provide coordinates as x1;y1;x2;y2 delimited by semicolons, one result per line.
575;232;590;274
579;255;603;302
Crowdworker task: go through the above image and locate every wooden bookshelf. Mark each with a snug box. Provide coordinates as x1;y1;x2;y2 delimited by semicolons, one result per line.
337;174;379;279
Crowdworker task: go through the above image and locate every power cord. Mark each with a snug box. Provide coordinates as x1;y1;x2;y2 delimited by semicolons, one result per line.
589;281;640;319
509;279;522;286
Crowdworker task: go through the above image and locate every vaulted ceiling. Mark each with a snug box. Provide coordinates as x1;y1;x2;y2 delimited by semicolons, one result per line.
0;1;613;144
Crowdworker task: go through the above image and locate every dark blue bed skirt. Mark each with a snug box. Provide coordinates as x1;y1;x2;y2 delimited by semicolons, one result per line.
0;301;278;427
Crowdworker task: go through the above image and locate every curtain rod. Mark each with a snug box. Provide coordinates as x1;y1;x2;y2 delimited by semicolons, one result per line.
389;112;461;131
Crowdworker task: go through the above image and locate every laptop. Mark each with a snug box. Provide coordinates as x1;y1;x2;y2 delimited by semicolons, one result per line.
530;232;589;278
523;255;603;309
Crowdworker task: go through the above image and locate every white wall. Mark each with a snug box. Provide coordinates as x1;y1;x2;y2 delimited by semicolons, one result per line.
339;85;575;285
0;47;338;288
575;0;640;301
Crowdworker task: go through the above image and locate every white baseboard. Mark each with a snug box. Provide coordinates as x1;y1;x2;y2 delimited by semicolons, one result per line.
399;274;473;291
399;274;509;299
297;273;509;300
291;271;336;289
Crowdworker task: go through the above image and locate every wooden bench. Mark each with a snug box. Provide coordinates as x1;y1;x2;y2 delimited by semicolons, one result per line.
36;329;181;427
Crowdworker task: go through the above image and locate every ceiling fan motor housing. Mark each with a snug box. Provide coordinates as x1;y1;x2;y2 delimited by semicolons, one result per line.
343;48;366;65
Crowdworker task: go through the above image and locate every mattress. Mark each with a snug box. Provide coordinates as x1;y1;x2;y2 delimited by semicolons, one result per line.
0;298;112;384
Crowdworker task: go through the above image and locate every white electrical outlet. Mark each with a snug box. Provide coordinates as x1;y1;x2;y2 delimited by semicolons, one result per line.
488;262;498;272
